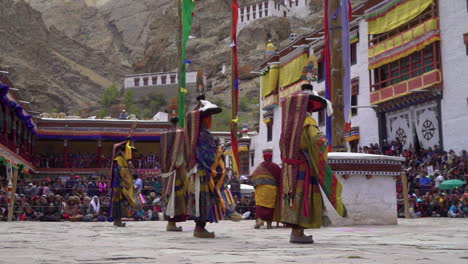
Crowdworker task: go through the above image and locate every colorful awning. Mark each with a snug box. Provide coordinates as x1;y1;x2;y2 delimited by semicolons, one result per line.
261;65;279;97
279;53;309;88
366;0;434;35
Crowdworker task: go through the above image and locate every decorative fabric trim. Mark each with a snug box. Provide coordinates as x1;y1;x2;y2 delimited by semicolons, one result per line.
344;126;360;142
365;0;410;21
279;52;308;88
261;65;279;97
262;93;279;110
263;117;273;124
369;18;439;69
367;0;434;35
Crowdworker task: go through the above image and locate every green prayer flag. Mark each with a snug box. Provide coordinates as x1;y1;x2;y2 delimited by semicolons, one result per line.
179;0;196;127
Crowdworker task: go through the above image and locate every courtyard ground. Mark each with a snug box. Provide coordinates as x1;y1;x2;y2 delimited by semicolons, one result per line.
0;218;467;264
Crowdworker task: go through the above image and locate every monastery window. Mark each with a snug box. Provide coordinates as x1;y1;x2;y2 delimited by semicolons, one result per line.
241;15;244;22
350;42;357;65
250;151;255;167
253;12;256;19
371;42;440;91
170;75;176;84
351;78;359;116
161;75;167;84
134;78;140;86
464;33;468;55
317;59;324;83
296;0;299;6
239;151;250;175
290;0;293;8
265;10;268;16
267;122;273;142
247;14;250;20
259;11;262;18
241;8;244;14
152;76;158;85
0;105;4;133
143;77;148;86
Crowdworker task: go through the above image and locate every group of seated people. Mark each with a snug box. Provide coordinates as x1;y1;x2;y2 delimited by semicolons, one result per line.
397;189;468;218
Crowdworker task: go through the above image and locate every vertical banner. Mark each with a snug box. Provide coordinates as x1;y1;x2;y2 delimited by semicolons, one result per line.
230;0;240;177
324;0;333;148
341;0;352;135
178;0;196;127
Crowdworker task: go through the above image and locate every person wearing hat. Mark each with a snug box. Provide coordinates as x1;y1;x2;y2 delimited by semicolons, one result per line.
185;95;240;238
109;139;142;227
250;149;281;229
279;84;347;243
160;116;189;231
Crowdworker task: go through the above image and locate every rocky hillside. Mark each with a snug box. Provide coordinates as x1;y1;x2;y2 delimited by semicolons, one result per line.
3;0;330;119
0;0;130;113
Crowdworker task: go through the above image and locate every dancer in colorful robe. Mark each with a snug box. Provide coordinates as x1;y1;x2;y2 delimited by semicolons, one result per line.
251;149;281;229
110;139;141;227
280;84;347;243
161;117;188;231
185;95;240;238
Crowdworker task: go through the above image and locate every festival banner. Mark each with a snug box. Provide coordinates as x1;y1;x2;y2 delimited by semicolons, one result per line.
178;0;196;127
230;0;240;177
341;0;352;137
324;0;333;147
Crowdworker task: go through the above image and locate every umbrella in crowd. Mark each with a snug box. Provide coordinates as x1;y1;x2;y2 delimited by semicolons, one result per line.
438;179;466;190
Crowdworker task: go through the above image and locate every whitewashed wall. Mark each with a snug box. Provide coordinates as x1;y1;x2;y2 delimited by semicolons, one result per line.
325;174;398;226
350;18;380;148
124;72;201;89
439;0;468;153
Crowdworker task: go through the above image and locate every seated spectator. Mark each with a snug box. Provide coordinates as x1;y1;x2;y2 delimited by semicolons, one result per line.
20;205;38;221
448;200;462;218
419;175;432;192
64;196;83;221
87;177;99;197
51;178;64;196
40;194;62;221
81;197;96;222
461;198;468;217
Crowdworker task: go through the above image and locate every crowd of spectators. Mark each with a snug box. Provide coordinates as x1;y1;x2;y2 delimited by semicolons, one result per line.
0;175;164;222
359;139;468;218
32;152;161;169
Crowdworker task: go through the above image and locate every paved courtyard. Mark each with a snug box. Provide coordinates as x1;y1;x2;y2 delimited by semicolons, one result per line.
0;218;467;264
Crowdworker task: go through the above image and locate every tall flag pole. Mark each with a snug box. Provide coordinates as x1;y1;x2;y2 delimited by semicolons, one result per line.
230;0;240;178
325;0;349;152
324;0;332;149
178;0;196;127
341;0;352;139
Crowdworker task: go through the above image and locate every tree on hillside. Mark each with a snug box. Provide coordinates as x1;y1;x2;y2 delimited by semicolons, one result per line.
124;89;134;112
136;92;167;118
99;83;120;118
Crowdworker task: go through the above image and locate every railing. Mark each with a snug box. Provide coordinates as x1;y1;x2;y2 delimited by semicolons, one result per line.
33;157;160;169
370;56;440;92
0;133;31;161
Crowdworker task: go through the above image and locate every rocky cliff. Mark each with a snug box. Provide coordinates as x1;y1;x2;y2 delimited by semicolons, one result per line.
3;0;328;118
0;0;130;113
